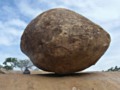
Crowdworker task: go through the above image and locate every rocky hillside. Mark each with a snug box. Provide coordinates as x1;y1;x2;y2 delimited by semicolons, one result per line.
0;72;120;90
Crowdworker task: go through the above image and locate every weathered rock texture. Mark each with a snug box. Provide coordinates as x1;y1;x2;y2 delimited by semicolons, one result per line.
20;8;111;74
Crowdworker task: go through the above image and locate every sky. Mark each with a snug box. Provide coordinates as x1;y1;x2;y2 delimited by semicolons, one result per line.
0;0;120;71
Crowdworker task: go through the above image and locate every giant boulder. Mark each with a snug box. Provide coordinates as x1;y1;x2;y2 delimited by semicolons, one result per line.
20;8;111;74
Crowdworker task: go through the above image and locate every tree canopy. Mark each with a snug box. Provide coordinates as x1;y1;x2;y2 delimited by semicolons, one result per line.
16;59;33;71
1;57;34;71
106;66;120;72
3;57;18;70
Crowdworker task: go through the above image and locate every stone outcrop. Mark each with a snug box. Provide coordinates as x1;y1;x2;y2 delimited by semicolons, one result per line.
0;72;120;90
20;8;111;74
0;69;7;74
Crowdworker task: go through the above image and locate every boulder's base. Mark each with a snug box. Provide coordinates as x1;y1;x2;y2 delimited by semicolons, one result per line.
0;72;120;90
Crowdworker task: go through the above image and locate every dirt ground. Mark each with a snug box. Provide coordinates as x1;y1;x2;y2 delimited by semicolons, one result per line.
0;71;120;90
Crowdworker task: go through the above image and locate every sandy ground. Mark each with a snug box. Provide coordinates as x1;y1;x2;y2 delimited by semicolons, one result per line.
0;71;120;90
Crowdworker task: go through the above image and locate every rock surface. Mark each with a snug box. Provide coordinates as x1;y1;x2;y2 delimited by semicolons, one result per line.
21;8;111;74
0;72;120;90
0;69;8;74
0;70;5;74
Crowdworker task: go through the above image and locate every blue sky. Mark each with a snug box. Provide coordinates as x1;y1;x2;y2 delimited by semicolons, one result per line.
0;0;120;71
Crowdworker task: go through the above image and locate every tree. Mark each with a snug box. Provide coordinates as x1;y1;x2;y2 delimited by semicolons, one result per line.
16;59;34;71
3;57;18;70
107;66;120;72
1;57;35;72
107;67;113;71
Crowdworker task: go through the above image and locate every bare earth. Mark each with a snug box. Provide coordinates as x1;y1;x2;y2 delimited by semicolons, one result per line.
0;71;120;90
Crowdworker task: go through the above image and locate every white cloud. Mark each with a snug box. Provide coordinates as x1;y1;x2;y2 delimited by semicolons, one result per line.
0;18;27;46
0;29;22;46
15;0;42;18
1;5;19;20
6;19;27;28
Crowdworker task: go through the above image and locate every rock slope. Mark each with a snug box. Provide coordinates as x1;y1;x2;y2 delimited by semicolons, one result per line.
0;72;120;90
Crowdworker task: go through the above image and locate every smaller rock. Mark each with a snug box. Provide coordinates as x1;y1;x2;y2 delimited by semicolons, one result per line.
0;69;6;74
23;67;30;74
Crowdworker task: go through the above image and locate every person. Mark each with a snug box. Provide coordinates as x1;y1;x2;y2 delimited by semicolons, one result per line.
23;67;30;74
